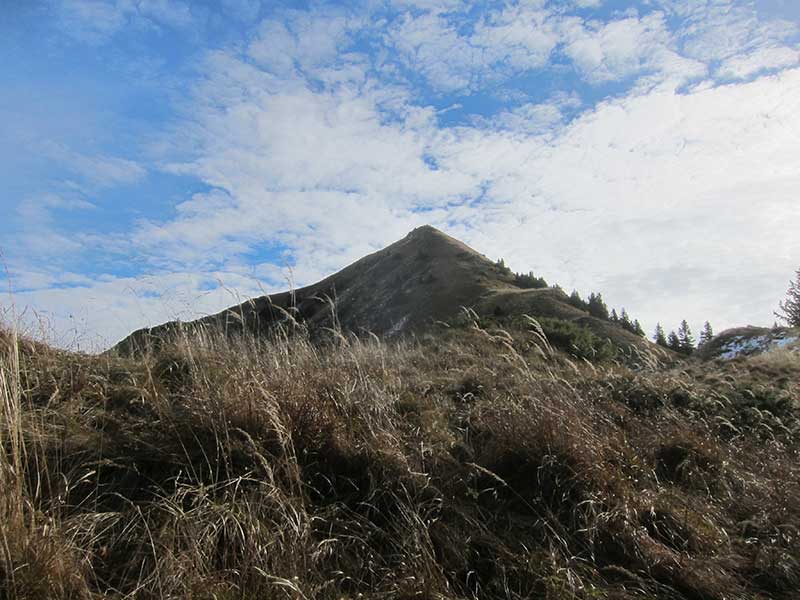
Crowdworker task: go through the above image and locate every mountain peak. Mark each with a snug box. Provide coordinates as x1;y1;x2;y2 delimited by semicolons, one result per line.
407;224;444;238
396;225;486;261
114;226;507;353
112;227;649;357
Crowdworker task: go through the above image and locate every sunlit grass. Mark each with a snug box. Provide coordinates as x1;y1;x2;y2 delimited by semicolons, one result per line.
1;317;798;599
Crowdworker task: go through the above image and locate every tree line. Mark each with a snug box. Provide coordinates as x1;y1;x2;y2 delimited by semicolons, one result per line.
652;320;713;356
565;290;647;336
495;259;550;290
496;260;800;359
496;259;650;340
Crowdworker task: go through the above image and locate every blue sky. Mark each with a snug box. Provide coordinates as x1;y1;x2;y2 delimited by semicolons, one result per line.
2;0;799;349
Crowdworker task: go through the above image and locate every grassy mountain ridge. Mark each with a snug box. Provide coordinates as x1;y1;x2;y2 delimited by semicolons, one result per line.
112;226;649;358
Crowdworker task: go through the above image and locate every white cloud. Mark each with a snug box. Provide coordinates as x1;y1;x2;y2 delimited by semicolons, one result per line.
662;0;799;63
471;4;560;72
54;0;131;43
386;3;561;92
384;4;715;91
54;0;196;43
491;102;564;134
441;68;800;335
7;270;272;351
561;12;705;85
12;194;93;259
382;0;793;94
478;92;581;135
136;0;194;28
386;12;481;92
16;193;94;221
247;12;355;77
717;44;800;79
40;141;146;188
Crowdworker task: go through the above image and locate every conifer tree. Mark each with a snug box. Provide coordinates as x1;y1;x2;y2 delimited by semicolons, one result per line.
653;323;668;347
610;308;619;322
699;321;714;346
620;308;632;330
667;330;681;351
514;271;548;289
568;290;588;311
633;319;645;337
775;267;800;326
587;292;609;320
677;320;695;355
495;258;511;275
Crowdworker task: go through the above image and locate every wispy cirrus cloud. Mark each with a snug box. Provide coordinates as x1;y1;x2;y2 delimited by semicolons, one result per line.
717;44;800;79
53;0;197;43
13;193;93;259
660;0;800;81
386;3;561;93
560;12;706;85
39;141;146;189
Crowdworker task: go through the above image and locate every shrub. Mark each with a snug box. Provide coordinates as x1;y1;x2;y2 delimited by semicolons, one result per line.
537;317;617;361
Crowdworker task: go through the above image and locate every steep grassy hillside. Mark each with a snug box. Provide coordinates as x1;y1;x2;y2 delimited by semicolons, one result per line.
113;227;650;358
2;317;798;599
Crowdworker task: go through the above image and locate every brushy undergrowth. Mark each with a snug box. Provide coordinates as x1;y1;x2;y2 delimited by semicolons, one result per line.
1;317;799;599
534;317;617;361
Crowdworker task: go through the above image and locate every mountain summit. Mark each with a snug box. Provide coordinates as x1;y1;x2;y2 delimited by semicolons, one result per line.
113;226;643;355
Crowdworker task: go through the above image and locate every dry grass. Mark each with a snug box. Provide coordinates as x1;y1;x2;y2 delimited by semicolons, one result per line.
1;319;799;599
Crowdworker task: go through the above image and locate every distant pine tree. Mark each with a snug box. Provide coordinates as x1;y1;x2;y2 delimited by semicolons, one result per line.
699;321;714;346
495;258;511;275
610;308;619;322
654;323;668;347
667;330;681;352
633;319;645;337
619;309;632;330
568;290;588;311
514;271;548;289
775;267;800;326
587;293;609;320
677;320;695;355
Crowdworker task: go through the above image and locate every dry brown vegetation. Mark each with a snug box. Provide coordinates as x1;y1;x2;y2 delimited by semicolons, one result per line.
1;316;799;599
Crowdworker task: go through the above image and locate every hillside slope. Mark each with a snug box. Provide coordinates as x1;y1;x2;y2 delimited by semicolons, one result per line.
113;226;648;356
2;321;799;599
